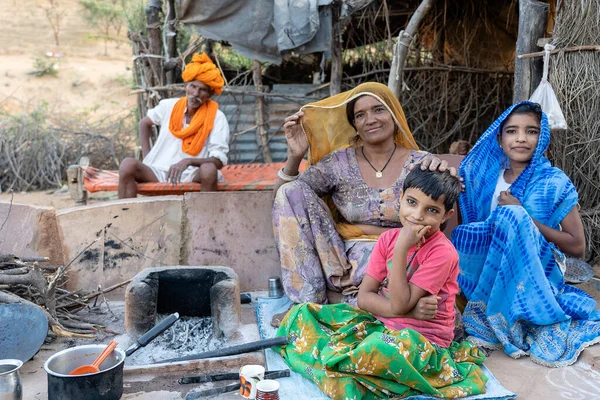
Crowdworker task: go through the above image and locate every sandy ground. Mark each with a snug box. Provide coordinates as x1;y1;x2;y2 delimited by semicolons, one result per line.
0;0;136;118
0;189;117;210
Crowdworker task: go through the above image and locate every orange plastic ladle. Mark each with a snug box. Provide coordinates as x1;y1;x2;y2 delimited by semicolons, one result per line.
69;340;118;376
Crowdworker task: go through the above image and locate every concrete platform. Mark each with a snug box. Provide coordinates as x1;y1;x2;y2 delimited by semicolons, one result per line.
16;289;600;399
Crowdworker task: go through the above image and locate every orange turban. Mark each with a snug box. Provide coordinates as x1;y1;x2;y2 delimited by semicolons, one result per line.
181;53;225;95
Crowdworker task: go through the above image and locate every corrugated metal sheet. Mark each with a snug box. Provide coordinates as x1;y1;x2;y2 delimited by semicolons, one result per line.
213;84;325;163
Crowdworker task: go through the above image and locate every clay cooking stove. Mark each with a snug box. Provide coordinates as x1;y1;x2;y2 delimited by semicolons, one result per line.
124;266;241;343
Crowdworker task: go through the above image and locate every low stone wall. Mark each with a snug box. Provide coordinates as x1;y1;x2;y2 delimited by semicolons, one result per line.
0;202;63;264
182;191;280;292
0;192;279;293
56;196;184;293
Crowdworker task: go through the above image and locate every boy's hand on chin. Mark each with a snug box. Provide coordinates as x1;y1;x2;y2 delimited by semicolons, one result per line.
395;223;431;251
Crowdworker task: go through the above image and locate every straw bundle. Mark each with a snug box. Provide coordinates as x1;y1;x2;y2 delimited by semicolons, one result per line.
548;0;600;263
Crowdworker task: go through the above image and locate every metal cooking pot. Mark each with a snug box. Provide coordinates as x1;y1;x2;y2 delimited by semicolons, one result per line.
43;313;179;400
44;345;125;400
0;359;23;400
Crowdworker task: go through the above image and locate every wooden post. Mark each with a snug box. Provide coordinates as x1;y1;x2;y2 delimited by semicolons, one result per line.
146;2;164;95
387;0;433;99
67;165;87;206
330;3;342;96
252;60;272;163
165;0;177;85
513;0;548;102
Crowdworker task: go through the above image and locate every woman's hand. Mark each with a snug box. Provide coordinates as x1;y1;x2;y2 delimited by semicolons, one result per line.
498;189;522;207
409;295;439;320
283;111;309;160
417;155;458;177
412;154;464;190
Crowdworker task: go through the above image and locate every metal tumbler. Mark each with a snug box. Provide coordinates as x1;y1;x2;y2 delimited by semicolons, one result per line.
268;277;284;298
0;359;23;400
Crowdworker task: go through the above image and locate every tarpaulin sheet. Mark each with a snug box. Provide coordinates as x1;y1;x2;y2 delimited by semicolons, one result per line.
176;0;332;64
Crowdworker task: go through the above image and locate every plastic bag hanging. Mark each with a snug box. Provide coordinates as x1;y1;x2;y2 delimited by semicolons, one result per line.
528;44;568;130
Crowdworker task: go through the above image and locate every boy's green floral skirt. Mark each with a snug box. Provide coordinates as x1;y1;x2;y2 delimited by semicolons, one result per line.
275;303;488;399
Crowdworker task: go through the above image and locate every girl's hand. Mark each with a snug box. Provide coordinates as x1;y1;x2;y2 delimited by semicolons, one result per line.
283;111;309;160
409;295;440;320
395;223;430;251
498;188;522;207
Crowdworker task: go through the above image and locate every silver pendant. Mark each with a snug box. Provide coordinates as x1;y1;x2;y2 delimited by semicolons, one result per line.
375;171;383;178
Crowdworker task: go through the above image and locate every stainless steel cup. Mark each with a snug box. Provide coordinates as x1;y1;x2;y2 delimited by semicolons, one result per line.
0;359;23;400
268;277;284;298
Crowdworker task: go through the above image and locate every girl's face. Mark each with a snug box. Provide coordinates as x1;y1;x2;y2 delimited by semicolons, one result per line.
498;113;540;165
353;95;395;146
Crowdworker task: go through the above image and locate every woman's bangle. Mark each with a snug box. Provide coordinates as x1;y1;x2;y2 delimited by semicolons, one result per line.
278;167;300;182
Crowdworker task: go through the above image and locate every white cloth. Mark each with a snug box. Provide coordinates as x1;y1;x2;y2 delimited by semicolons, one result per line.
490;169;511;213
143;98;230;182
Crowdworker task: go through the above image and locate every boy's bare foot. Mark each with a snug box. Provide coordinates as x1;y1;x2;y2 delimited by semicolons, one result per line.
271;308;291;328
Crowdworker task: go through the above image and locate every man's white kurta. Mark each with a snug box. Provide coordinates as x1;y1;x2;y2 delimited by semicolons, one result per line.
143;98;230;182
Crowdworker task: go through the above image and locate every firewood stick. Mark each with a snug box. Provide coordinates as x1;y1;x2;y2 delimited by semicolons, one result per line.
82;278;132;301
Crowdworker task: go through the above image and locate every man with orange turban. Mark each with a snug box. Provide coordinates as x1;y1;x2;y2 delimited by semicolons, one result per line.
118;53;229;198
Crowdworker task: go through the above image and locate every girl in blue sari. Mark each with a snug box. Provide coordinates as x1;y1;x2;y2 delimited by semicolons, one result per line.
452;102;600;367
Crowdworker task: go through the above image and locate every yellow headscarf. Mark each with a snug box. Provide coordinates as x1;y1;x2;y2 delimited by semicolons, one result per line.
299;82;419;241
300;82;419;165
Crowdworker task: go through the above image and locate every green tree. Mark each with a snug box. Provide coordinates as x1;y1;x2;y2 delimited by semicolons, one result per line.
79;0;123;55
42;0;66;46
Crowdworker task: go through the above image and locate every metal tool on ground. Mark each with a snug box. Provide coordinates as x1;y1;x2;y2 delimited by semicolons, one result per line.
124;312;180;356
179;369;290;385
156;336;289;364
69;340;118;375
184;370;290;399
0;303;48;363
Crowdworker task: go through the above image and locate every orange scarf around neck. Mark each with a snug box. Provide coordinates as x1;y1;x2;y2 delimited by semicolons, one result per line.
169;97;218;156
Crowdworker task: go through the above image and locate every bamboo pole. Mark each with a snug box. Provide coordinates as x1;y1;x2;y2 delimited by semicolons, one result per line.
330;3;343;96
518;44;600;59
165;0;177;85
252;60;272;162
388;0;433;99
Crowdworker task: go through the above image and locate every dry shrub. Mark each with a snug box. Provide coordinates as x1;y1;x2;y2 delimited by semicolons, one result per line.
0;106;136;192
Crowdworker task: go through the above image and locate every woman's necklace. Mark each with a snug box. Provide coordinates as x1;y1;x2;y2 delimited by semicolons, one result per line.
361;144;397;178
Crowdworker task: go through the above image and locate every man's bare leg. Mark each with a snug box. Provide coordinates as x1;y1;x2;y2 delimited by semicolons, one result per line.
118;157;160;198
192;163;219;191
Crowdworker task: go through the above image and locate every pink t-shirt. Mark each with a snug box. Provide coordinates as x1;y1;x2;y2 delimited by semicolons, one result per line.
365;228;459;347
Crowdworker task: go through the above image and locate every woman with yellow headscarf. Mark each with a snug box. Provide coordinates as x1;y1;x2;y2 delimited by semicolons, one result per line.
272;82;456;305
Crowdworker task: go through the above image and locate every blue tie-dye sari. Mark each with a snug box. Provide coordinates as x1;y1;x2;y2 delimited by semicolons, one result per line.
451;102;600;367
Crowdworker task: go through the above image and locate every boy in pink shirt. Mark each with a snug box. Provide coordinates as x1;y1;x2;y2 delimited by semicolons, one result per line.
358;166;461;347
